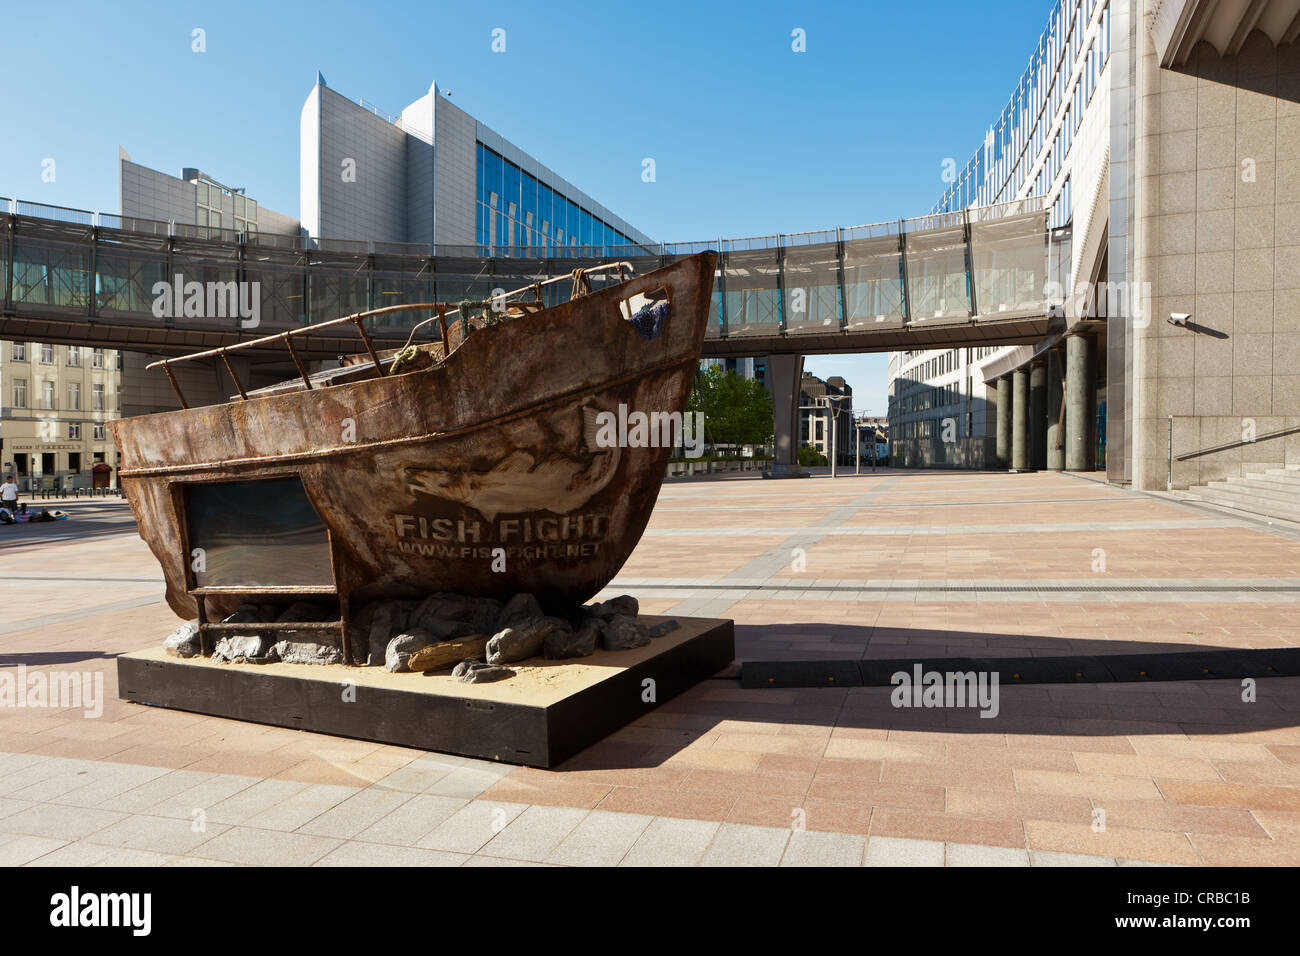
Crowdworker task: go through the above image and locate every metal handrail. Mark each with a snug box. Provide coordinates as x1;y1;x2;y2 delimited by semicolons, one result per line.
0;191;1046;256
1175;424;1300;462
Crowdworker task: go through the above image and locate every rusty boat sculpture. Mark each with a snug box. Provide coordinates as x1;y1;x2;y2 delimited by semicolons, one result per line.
110;252;717;663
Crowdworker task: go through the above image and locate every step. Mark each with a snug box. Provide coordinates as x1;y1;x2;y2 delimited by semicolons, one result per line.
1222;476;1300;496
1261;468;1300;481
1194;486;1300;523
1213;484;1300;513
1195;487;1300;521
1207;480;1300;506
1213;476;1300;496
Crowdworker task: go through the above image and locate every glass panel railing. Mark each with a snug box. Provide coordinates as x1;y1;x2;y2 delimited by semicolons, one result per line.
307;263;369;326
970;208;1048;318
661;239;715;257
372;261;431;306
369;269;432;343
10;241;92;309
97;214;171;237
13;201;93;226
242;257;308;331
842;226;905;330
152;241;245;329
94;252;170;316
781;232;841;335
432;256;506;311
903;213;970;325
663;250;722;335
720;239;781;337
172;221;242;244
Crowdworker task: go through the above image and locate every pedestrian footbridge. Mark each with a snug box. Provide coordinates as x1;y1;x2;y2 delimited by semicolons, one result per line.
0;196;1064;361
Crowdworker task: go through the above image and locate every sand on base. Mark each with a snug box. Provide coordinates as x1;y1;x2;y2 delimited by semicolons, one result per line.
122;615;723;707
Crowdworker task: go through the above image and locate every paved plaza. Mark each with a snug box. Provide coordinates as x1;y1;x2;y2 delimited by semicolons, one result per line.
3;470;1300;866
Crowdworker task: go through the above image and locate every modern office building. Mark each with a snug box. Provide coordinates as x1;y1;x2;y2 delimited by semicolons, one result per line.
113;77;653;415
887;0;1300;499
856;415;889;464
116;154;302;417
703;357;764;387
119;151;301;239
889;345;1012;467
0;343;124;491
888;0;1111;468
300;75;652;252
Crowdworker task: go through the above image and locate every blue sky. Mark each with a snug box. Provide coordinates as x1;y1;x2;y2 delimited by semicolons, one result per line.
0;0;1052;410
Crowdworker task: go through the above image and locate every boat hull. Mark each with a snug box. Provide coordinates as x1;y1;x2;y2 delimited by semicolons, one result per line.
111;252;717;620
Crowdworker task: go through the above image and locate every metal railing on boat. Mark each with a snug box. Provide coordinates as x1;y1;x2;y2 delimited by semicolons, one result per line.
145;262;637;407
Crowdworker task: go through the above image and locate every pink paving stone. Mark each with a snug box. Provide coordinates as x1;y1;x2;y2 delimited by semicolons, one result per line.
3;472;1300;864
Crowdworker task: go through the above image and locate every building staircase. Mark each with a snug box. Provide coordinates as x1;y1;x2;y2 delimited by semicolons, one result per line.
1187;468;1300;523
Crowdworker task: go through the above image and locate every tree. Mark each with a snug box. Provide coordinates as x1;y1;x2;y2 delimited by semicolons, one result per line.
798;445;827;466
687;363;774;452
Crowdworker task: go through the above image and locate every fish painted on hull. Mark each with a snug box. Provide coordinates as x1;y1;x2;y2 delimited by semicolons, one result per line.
403;405;622;522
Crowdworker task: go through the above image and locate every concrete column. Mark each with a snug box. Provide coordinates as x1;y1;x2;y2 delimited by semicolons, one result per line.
1029;359;1047;470
1011;367;1029;471
1065;333;1095;471
763;352;808;478
995;376;1011;468
1046;349;1064;470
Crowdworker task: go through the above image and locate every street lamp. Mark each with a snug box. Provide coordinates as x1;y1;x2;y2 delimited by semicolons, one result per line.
852;409;873;475
825;394;851;479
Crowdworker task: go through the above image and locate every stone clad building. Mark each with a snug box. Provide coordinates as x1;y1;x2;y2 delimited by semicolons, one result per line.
800;373;856;465
1;343;123;492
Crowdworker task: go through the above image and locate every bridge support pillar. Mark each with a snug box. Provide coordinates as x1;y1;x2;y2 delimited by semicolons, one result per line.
763;353;808;479
1046;349;1065;470
995;376;1011;468
1029;358;1047;470
1065;333;1095;471
1011;367;1030;471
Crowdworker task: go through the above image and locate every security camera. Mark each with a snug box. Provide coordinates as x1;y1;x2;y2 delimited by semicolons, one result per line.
1168;312;1190;326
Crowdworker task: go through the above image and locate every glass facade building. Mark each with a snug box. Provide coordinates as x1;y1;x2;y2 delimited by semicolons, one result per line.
476;143;639;255
932;0;1111;230
300;78;651;252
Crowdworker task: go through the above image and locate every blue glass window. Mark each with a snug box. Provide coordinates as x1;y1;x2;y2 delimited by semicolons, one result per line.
476;142;639;254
